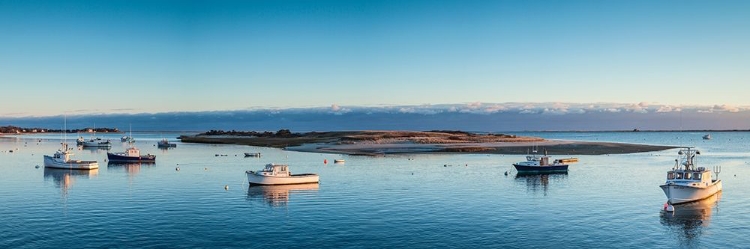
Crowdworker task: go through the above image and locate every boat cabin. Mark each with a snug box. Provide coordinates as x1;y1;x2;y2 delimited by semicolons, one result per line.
664;148;717;187
125;147;140;157
258;163;291;177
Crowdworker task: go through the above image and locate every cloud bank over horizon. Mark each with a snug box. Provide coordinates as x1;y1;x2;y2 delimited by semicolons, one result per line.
2;102;749;132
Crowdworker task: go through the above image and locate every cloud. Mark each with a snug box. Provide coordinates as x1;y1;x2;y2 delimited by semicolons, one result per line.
714;104;740;113
329;104;351;115
656;106;675;113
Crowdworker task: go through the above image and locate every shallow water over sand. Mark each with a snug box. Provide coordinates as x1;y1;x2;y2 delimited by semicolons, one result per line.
2;131;750;248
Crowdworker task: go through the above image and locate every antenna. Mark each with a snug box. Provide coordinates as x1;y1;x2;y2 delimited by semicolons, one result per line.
63;114;67;143
714;166;721;179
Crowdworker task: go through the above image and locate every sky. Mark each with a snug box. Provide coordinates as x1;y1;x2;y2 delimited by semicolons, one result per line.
1;0;749;124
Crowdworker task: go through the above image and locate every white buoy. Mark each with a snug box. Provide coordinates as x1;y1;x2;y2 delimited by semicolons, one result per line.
224;185;229;190
176;167;180;171
663;202;674;212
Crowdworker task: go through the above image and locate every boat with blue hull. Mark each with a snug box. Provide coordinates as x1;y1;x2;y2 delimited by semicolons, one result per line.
512;153;576;173
107;146;156;163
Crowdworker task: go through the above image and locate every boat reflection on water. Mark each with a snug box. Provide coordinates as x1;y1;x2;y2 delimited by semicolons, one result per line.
78;145;109;154
247;183;319;207
107;162;156;176
43;167;99;198
660;192;721;247
515;172;568;196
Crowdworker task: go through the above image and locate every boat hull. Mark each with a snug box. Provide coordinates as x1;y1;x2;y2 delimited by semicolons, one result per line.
513;164;568;173
107;153;156;163
246;172;319;185
44;155;99;170
660;180;722;204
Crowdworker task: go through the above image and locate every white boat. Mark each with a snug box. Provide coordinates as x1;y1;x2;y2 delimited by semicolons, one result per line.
702;134;711;140
44;142;99;170
333;159;345;164
660;147;722;205
121;125;135;143
121;136;135;143
246;163;319;185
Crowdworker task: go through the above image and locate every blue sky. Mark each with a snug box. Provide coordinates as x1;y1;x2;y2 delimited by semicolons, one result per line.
1;0;749;118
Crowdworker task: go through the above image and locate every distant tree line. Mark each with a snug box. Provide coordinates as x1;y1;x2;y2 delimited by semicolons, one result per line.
0;125;119;134
199;129;300;138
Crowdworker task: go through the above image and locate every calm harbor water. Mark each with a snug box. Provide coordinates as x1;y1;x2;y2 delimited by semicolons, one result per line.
2;131;750;248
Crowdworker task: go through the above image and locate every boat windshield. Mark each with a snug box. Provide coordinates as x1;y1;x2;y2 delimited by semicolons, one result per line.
667;172;674;179
675;172;683;179
693;173;702;180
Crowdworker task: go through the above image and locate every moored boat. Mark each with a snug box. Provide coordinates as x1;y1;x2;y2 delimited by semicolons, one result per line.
107;146;156;163
244;152;261;157
44;143;99;170
702;134;711;140
660;147;722;205
77;137;112;148
121;136;135;143
512;152;572;173
333;159;345;164
157;139;176;148
246;163;319;185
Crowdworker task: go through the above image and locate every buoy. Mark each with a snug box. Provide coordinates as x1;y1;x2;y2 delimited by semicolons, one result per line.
504;171;508;176
35;165;40;169
324;159;327;164
224;185;229;190
204;167;208;171
663;202;674;212
176;167;180;171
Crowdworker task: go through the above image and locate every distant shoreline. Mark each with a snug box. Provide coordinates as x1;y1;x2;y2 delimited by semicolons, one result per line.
179;130;677;155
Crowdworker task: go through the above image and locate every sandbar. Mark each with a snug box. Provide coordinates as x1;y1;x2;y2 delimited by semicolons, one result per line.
179;130;676;155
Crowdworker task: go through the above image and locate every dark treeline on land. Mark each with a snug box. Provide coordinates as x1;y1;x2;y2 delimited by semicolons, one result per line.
199;129;300;138
0;125;119;134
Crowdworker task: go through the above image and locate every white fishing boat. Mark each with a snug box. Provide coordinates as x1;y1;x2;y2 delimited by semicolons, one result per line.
246;163;319;185
121;136;135;143
44;142;99;170
121;124;136;143
660;147;722;205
